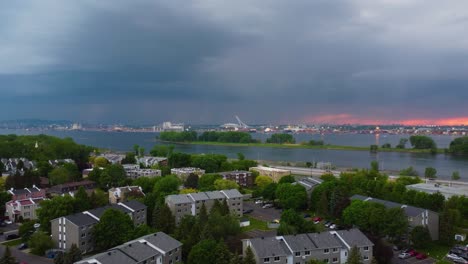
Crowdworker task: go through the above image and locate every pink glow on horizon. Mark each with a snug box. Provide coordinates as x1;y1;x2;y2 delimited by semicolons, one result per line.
303;114;468;126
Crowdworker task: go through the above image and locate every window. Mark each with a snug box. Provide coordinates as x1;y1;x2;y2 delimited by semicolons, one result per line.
345;252;348;257
364;246;369;251
264;258;270;263
81;241;86;246
274;257;280;262
324;259;329;263
295;252;300;257
364;256;369;260
333;248;338;253
305;251;310;256
333;258;338;263
324;249;329;254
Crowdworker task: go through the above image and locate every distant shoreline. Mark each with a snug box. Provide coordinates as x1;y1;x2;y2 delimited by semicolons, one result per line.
156;140;445;154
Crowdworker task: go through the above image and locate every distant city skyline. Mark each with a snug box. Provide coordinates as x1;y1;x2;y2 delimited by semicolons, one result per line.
1;1;468;125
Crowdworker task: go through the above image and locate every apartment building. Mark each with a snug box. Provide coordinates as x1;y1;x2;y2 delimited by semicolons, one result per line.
137;156;168;167
47;180;96;197
108;186;145;204
50;200;147;253
296;177;323;194
219;171;254;187
165;189;243;224
76;232;182;264
243;229;373;264
351;195;440;240
170;167;205;181
250;166;291;182
5;186;46;222
123;164;161;179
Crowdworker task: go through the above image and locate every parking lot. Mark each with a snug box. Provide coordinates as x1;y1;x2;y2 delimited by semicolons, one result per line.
392;252;436;264
243;201;282;222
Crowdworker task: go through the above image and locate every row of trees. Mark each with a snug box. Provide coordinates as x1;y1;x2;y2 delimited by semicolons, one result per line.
198;131;258;144
168;152;257;173
265;133;295;144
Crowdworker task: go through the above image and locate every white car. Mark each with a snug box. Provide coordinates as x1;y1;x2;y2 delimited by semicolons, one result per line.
398;253;411;259
446;254;468;264
262;204;273;209
34;223;41;229
4;220;12;225
329;224;336;229
255;200;263;204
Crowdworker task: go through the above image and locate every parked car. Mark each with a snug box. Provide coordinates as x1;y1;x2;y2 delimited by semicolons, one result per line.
255;200;263;204
243;209;253;214
0;222;6;227
33;223;41;229
273;219;280;224
312;217;322;222
409;250;418;257
4;220;12;225
324;221;331;227
447;254;468;264
393;245;403;251
18;243;28;250
262;204;273;209
402;248;414;254
398;253;411;259
416;253;427;260
329;224;336;229
6;234;19;240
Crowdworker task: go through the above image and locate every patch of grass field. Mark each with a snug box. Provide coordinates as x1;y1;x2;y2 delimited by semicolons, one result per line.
241;217;270;232
1;238;22;247
415;242;451;261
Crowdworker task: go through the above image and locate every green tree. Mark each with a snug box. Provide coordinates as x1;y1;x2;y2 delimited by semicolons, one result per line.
37;195;76;232
384;208;409;240
276;183;307;210
168;152;192;168
0;247;16;264
132;225;155;239
278;175;295;184
153;175;181;199
370;161;379;172
396;138;408;149
93;157;109;168
133;144;140;155
449;136;468;155
184;174;199;189
262;182;278;201
266;134;295;144
74;186;91;212
150;145;174;157
347;246;363;264
90;189;109;208
244;246;256;264
381;143;391;149
92;208;134;250
19;220;35;242
198;173;222;191
187;239;219;264
439;207;461;245
214;179;239;190
369;145;378;153
451;171;460;181
399;166;419;176
29;231;54;256
254;175;273;189
424;167;437;179
49;166;70;185
410;226;431;249
132;177;158;193
121;152;136;164
99;164;127;188
154;203;175;234
64;244;82;264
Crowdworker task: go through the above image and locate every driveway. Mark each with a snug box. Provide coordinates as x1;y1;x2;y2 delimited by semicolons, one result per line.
0;224;20;242
392;252;436;264
0;245;53;264
244;201;282;222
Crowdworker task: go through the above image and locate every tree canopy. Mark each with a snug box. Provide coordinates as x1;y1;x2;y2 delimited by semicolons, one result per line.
92;208;135;250
266;133;295;144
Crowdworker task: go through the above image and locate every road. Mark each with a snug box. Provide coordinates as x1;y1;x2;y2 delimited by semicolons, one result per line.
0;245;53;264
271;165;468;187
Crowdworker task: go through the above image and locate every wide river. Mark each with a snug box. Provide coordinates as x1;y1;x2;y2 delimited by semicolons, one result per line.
2;129;467;181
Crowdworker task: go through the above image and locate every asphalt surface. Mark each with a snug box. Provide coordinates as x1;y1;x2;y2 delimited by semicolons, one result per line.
0;244;53;264
0;223;20;242
244;201;282;222
392;251;436;264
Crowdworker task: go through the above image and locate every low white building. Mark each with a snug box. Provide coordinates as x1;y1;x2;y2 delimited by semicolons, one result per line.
171;167;205;181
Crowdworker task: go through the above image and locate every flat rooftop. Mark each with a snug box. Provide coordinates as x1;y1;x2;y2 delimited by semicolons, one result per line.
407;183;468;198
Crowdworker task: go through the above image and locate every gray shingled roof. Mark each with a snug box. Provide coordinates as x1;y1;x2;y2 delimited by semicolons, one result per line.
205;191;225;200
350;194;427;217
188;192;210;201
122;200;147;211
221;189;243;199
87;204;132;219
166;194;191;204
115;241;159;262
77;249;136;264
141;232;183;253
65;213;98;227
249;236;290;258
334;229;374;248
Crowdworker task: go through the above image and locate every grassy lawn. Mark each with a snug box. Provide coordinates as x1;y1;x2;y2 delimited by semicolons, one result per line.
241;216;270;232
415;242;451;261
1;238;22;247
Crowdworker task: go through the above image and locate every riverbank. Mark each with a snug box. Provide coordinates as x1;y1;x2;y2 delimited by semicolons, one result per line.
157;140;445;154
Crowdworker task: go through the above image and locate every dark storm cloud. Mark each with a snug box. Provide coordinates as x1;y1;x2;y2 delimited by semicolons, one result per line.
1;0;468;124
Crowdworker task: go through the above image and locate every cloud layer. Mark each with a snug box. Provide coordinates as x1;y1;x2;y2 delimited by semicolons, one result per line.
1;0;468;124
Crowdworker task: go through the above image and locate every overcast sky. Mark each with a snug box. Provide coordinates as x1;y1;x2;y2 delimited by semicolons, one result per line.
1;0;468;125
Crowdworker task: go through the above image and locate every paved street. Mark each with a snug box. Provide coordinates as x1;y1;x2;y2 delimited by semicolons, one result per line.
0;224;20;242
244;201;282;222
0;245;53;264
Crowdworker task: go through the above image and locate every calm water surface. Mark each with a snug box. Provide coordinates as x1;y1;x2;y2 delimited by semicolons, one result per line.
1;129;467;180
